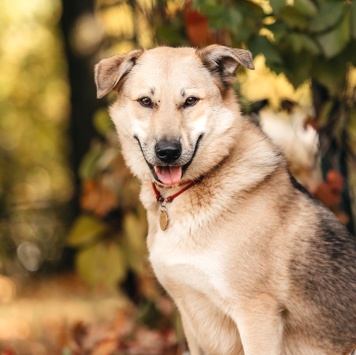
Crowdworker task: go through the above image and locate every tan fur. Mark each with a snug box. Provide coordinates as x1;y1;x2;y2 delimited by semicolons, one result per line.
95;46;356;355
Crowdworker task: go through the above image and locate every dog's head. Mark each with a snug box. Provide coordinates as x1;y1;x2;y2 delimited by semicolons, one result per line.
95;45;254;186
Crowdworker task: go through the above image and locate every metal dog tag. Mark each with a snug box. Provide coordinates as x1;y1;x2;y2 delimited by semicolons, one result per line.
159;209;169;231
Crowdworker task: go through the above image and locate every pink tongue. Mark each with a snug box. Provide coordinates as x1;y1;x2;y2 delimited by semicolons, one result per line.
154;166;182;185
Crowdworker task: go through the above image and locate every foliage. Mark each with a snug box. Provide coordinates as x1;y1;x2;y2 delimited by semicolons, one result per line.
68;0;355;297
191;0;356;230
192;0;355;82
0;0;72;274
67;112;148;291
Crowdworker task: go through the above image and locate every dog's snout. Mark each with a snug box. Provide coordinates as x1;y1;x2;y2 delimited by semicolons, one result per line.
155;140;182;163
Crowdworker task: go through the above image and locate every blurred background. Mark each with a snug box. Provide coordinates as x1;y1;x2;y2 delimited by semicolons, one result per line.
0;0;355;354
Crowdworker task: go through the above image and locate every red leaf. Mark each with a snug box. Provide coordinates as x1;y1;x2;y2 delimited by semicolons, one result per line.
184;5;210;46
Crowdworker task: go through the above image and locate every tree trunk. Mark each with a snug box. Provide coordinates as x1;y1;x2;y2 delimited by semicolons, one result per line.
312;80;355;235
59;0;104;268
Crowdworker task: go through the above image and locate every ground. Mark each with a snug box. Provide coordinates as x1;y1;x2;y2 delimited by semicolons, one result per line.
0;273;184;355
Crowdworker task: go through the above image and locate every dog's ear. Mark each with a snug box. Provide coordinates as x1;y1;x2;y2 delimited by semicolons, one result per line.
94;49;143;99
197;45;254;87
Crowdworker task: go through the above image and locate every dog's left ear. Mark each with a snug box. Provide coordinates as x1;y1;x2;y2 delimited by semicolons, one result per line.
94;49;143;99
197;45;254;87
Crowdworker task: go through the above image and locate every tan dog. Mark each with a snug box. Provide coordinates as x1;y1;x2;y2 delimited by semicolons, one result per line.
95;45;356;355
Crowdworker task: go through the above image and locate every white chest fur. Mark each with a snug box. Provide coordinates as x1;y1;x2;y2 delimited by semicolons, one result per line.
149;221;230;297
147;212;243;354
142;183;237;300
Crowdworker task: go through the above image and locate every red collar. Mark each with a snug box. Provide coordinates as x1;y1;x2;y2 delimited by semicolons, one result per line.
152;181;195;204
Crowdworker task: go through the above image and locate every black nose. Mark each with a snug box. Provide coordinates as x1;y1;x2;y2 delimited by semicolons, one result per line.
155;140;182;163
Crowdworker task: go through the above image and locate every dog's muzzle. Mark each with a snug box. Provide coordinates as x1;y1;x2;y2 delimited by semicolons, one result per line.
134;135;203;186
153;139;183;185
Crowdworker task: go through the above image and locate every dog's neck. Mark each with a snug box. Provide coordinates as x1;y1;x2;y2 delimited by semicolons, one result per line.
142;119;285;210
152;180;196;203
226;121;285;193
187;120;285;197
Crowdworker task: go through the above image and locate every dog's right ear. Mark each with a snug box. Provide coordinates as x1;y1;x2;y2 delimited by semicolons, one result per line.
94;49;143;99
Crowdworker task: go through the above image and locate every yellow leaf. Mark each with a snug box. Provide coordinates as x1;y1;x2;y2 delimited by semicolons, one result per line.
76;242;127;288
67;214;107;247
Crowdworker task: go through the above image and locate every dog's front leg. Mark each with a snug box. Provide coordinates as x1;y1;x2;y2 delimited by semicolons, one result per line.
232;296;284;355
181;313;205;355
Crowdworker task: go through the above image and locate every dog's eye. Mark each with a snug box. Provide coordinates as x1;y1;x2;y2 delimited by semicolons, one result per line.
138;97;153;107
184;96;199;107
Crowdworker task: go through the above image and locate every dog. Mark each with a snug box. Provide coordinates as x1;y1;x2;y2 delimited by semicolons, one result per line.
95;45;356;355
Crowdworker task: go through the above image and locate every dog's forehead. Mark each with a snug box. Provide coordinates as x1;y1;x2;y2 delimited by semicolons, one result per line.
140;46;198;66
129;47;209;89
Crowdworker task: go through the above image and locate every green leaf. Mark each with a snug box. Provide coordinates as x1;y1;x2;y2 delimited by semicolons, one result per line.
317;11;351;59
287;33;320;55
123;213;146;250
226;9;243;35
193;0;218;9
351;1;356;39
270;0;286;15
79;142;104;180
200;3;227;29
309;2;345;33
248;36;284;72
317;101;334;128
233;1;264;41
122;212;147;273
67;214;108;247
76;242;127;288
282;49;313;88
96;146;119;171
348;108;356;141
93;108;114;136
137;300;166;329
294;0;317;17
156;21;187;46
312;56;347;96
233;18;257;42
238;0;265;18
343;40;356;66
267;22;288;42
278;6;309;30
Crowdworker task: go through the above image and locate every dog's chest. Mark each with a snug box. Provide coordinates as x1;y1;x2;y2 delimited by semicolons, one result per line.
148;220;243;354
148;218;231;300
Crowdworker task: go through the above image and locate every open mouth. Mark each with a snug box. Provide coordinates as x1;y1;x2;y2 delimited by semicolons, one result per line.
152;135;203;186
135;135;203;186
153;166;182;186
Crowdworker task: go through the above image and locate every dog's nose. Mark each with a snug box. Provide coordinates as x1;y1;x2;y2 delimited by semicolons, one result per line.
155;140;182;163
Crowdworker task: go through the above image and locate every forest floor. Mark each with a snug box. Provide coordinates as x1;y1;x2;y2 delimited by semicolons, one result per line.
0;273;184;355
